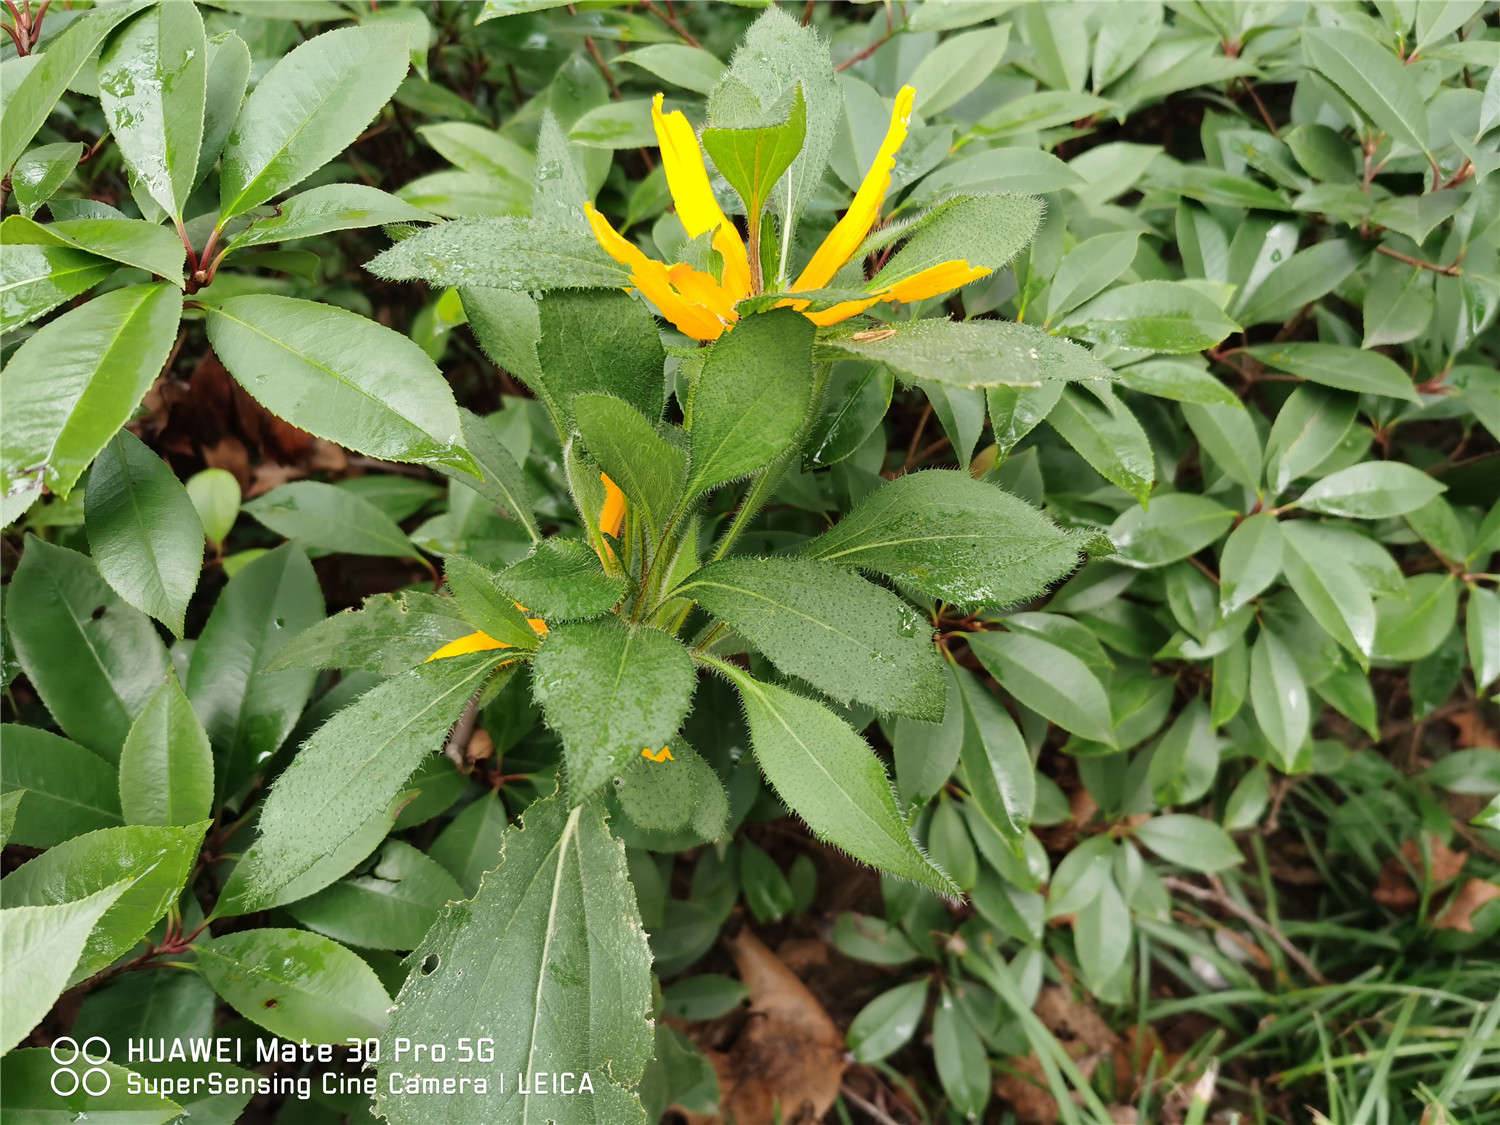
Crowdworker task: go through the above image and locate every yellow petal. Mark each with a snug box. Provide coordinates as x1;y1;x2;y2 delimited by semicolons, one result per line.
651;93;752;298
794;85;915;291
599;472;627;538
514;602;550;637
668;262;739;323
801;295;883;326
584;203;724;340
879;258;993;304
641;746;674;763
425;631;510;662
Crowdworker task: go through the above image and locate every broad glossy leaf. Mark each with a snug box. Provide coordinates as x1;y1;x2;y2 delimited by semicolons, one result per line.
934;985;991;1118
196;928;390;1043
1298;462;1445;519
186;544;324;799
911;25;1010;114
196;30;251;187
1247;343;1419;402
617;44;725;94
0;244;112;334
1264;385;1357;494
676;556;945;720
1114;358;1239;406
230;653;503;910
967;631;1115;745
1304;28;1430;155
1047;384;1154;503
1133;814;1241;872
687;309;813;496
1469;587;1500;692
1111;494;1235;568
1060;281;1238;354
1237;240;1361;325
368;217;628;290
219;24;411;219
185;467;240;547
2;215;186;281
377;796;653;1124
246;480;418;559
0;3;145;171
85;430;203;636
1;283;182;503
118;675;214;828
848;979;928;1063
531;619;695;799
822;318;1113;389
722;666;958;896
226;183;437;254
1;821;204;982
98;0;207;219
1373;573;1460;662
1250;628;1309;769
205;294;472;472
1046;232;1140;322
0;881;132;1053
0;726;122;846
0;1049;181;1122
1220;513;1283;614
1182;401;1262;490
289;840;464;950
802;470;1081;610
1282;521;1376;662
10;140;80;217
7;539;169;760
951;665;1033;839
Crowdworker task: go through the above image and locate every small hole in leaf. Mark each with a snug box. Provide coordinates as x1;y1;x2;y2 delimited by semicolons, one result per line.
273;617;286;629
263;998;279;1009
90;606;106;621
420;954;440;976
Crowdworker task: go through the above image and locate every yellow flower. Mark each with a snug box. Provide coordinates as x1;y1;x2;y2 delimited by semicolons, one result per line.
425;607;549;662
584;86;993;340
641;746;674;763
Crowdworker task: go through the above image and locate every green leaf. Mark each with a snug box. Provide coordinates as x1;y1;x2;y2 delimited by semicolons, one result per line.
1237;240;1362;326
443;555;543;649
618;44;726;95
535;289;667;427
376;796;653;1125
1469;587;1500;692
245;480;418;559
118;675;213;828
848;979;928;1063
569;97;655;149
1133;814;1242;872
720;665;958;896
0;1049;182;1123
205;294;472;473
988;382;1062;457
436;407;537;541
802;470;1081;610
1;283;183;502
687;309;814;496
616;740;727;840
185;467;240;548
6;539;169;760
1363;258;1434;347
267;591;469;675
196;928;390;1042
230;653;503;910
1;821;204;982
676;556;945;720
225;183;437;254
98;0;207;219
368;217;628;290
1264;385;1358;494
934;986;991;1118
186;544;324;799
85;430;203;636
1282;521;1376;662
967;631;1115;745
428;791;508;894
1220;513;1283;614
0;2;146;171
1247;342;1419;402
980;89;1111;137
1076;875;1130;992
1110;494;1235;568
1047;384;1154;503
0;881;132;1053
951;664;1034;838
219;24;411;219
418;121;534;181
0;244;113;335
1182;400;1263;490
499;538;627;621
1298;462;1445;519
911;25;1010;114
661;974;748;1020
872;194;1043;291
1046;231;1140;322
1374;574;1460;662
1304;27;1430;156
1114;358;1239;405
822;318;1113;390
196;30;252;187
1250;627;1310;769
10;140;81;217
703;84;806;218
289;839;464;950
2;215;187;281
532;619;696;799
573;393;685;539
0;726;122;846
1060;281;1239;354
1147;698;1222;806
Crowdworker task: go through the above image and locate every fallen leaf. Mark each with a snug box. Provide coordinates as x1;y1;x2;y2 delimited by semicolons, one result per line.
1374;835;1468;910
996;986;1121;1123
1433;877;1500;933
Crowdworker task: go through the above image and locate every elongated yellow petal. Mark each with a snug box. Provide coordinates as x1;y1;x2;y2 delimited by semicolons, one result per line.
599;472;627;538
641;746;674;763
880;259;993;303
426;631;510;661
668;262;739;323
651;94;752;298
801;295;883;326
515;603;550;637
794;85;915;291
584;203;724;340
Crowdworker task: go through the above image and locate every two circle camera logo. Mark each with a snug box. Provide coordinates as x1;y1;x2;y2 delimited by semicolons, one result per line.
49;1036;112;1097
